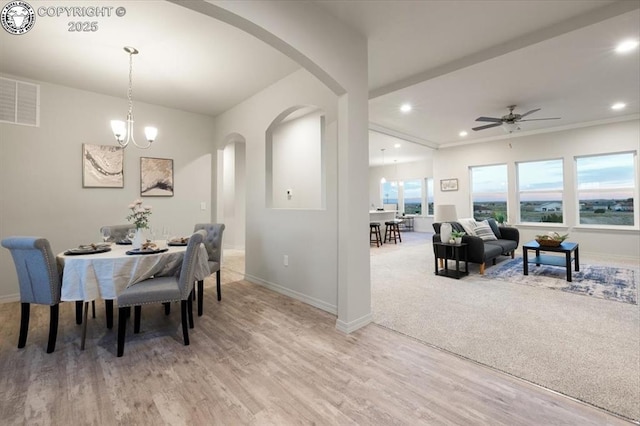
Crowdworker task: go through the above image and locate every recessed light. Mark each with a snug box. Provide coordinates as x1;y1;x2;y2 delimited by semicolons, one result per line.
615;39;639;53
400;104;412;113
459;131;468;137
394;143;401;148
611;102;626;110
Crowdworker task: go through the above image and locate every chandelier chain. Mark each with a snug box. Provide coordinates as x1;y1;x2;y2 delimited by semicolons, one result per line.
110;46;156;149
127;51;134;119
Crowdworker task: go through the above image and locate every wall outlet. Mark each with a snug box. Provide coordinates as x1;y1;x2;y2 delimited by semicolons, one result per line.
200;202;206;210
283;254;288;267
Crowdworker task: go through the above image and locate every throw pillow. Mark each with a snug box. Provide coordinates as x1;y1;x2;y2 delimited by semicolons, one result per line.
486;218;502;239
457;218;477;236
474;220;497;241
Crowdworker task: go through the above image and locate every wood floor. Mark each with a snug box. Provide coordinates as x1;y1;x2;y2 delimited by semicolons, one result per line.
0;267;632;425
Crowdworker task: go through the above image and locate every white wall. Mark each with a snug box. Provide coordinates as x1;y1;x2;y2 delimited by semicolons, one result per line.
0;75;216;301
194;1;371;331
271;111;323;209
432;119;640;259
213;69;340;313
221;141;246;250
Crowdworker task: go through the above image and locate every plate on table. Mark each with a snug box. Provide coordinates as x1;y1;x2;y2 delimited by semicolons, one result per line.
115;239;132;245
64;244;112;256
126;248;169;255
168;238;189;246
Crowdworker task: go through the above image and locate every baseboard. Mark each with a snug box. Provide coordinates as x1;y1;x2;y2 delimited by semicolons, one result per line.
579;251;640;262
244;273;337;315
335;313;372;334
0;293;20;303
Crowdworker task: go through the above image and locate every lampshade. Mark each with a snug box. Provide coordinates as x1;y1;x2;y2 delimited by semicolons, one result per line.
144;126;158;142
111;120;126;141
435;204;457;222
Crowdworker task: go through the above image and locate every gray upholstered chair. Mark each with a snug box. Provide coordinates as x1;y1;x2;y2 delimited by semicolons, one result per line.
1;237;62;353
100;224;132;243
116;230;205;357
193;223;226;316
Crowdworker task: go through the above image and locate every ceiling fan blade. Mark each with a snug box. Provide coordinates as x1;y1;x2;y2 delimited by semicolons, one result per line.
519;108;541;118
519;117;561;121
472;122;503;131
475;116;503;123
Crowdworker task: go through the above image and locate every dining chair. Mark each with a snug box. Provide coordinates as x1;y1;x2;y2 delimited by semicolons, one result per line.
193;223;226;316
116;230;206;357
1;237;62;353
99;224;132;242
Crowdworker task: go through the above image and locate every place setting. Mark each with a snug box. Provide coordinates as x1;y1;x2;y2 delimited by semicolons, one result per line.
168;236;190;246
64;228;114;255
126;240;168;255
64;243;112;256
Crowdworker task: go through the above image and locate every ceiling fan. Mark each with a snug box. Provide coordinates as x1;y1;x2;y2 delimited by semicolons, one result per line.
472;105;560;132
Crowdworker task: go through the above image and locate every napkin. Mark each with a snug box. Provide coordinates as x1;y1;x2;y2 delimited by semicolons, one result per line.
78;243;111;250
141;241;158;250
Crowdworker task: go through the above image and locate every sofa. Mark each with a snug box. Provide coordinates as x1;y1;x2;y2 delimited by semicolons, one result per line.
432;218;519;274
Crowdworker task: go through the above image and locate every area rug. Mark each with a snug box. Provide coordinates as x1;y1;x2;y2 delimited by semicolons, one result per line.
483;257;638;305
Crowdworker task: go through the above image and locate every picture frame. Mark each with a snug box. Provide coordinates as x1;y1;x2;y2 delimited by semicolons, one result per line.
440;178;458;192
82;143;124;188
140;157;174;197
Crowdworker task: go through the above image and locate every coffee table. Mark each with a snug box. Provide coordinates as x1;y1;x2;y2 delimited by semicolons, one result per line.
522;240;579;282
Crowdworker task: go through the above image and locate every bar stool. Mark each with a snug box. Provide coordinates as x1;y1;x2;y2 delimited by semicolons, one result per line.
370;222;383;247
384;220;402;244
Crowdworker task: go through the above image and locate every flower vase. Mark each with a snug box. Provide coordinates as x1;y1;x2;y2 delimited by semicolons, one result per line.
440;222;452;244
454;237;462;244
132;228;144;250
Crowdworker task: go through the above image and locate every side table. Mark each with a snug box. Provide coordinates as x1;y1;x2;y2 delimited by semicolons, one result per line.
433;242;468;279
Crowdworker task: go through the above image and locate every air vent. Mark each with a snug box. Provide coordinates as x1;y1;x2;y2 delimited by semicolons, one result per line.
0;77;40;127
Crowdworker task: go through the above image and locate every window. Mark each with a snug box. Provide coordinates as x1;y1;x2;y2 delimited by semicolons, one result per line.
403;179;422;214
576;152;635;226
517;159;564;223
470;164;507;221
381;181;398;207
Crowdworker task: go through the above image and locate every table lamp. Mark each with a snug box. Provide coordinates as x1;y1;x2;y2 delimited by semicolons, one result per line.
435;204;458;243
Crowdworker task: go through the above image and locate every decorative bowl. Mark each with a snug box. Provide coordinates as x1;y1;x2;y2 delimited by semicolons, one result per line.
535;232;568;247
535;238;562;247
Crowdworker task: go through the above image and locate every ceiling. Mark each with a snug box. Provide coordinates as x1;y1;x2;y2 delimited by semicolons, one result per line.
1;1;638;166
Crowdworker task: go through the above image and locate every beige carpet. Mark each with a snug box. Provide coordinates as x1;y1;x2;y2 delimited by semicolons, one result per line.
370;232;640;422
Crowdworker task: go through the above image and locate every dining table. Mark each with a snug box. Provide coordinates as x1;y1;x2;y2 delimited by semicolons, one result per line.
56;241;210;349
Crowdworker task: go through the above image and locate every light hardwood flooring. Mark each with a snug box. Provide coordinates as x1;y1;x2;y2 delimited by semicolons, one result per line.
0;266;632;425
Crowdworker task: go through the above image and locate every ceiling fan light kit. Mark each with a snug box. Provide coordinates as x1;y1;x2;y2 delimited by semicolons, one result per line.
471;105;561;133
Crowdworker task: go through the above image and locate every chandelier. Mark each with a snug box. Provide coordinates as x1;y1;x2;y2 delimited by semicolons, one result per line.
110;46;157;149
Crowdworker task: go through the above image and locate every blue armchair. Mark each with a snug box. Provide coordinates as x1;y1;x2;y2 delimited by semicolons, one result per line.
1;237;62;353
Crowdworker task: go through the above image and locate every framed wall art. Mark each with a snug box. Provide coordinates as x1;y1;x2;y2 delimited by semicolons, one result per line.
140;157;174;197
440;178;458;192
82;143;124;188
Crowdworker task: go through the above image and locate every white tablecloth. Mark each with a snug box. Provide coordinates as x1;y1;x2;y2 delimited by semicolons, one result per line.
57;244;210;302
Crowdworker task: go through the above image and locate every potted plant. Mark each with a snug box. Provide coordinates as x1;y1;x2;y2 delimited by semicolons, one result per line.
451;230;466;244
493;211;506;224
